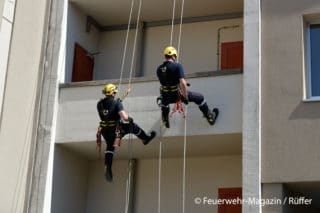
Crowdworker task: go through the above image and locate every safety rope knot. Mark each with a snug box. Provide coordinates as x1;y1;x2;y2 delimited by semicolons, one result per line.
169;93;185;118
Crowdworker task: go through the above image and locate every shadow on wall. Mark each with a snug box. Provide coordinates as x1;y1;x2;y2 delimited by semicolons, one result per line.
289;102;320;120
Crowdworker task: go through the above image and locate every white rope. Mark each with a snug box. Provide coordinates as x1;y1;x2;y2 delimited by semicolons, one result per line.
124;1;142;213
118;0;135;94
176;1;187;212
170;0;176;46
176;0;185;63
157;124;163;213
124;158;133;213
128;0;142;89
182;106;187;213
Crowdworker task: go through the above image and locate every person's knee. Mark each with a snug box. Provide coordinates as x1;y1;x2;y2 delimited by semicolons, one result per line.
188;91;204;105
106;145;115;152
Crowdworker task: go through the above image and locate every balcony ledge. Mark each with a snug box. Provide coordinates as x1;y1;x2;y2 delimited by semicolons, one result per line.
60;69;243;88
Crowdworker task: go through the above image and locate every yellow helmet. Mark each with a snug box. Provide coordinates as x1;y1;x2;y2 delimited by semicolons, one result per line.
164;46;177;57
103;83;118;96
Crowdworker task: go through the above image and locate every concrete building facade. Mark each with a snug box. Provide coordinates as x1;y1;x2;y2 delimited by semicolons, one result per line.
0;0;319;212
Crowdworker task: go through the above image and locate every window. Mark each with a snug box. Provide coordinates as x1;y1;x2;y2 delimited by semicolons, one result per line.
306;23;320;99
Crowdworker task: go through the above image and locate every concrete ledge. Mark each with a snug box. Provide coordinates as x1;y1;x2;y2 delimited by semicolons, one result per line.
60;69;243;88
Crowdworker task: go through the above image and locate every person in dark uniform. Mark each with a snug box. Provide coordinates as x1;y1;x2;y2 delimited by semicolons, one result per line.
97;83;156;182
157;46;219;128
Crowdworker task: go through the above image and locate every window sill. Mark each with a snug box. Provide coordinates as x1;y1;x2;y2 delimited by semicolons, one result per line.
303;97;320;102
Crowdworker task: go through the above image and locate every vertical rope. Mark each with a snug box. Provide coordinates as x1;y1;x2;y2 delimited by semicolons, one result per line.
157;123;162;213
128;0;142;89
124;1;142;213
182;106;187;213
176;1;187;213
118;0;135;94
170;0;176;46
176;0;185;63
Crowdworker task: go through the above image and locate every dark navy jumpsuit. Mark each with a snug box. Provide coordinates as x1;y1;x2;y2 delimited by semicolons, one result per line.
156;61;213;127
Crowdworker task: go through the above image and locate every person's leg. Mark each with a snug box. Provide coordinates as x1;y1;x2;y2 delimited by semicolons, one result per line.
101;128;116;182
121;122;156;145
187;91;219;125
160;92;178;128
161;104;170;128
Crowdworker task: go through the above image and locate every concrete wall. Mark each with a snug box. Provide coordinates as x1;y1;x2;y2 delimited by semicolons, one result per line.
51;146;89;213
143;18;243;77
65;13;242;82
79;155;241;213
94;29;137;80
0;0;4;25
0;0;15;119
261;0;320;183
0;0;48;212
65;3;100;82
85;159;129;213
56;74;242;143
262;183;285;213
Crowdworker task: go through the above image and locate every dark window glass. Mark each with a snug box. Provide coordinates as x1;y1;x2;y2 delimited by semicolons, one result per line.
310;24;320;96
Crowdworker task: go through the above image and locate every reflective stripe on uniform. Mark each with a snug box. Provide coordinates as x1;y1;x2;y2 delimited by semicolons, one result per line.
161;85;179;93
198;99;206;107
100;120;117;127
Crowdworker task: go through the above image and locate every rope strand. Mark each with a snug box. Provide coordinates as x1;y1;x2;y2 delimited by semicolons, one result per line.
170;0;176;45
124;0;142;213
118;0;135;93
176;0;185;63
157;124;162;213
128;0;142;89
182;106;187;213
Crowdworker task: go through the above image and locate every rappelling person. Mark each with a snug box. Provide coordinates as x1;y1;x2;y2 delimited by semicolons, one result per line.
97;83;156;182
156;46;219;128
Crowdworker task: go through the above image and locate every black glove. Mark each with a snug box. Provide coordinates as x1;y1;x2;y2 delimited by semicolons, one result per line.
183;98;189;105
127;117;134;124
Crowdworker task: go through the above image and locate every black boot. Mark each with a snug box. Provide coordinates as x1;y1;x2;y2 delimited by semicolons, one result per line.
105;166;113;182
199;103;219;126
205;108;219;125
105;151;114;182
162;105;170;128
142;131;156;145
136;129;156;145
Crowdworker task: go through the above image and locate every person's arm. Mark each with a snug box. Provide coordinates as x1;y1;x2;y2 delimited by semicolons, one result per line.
177;63;188;100
179;78;188;100
119;110;129;121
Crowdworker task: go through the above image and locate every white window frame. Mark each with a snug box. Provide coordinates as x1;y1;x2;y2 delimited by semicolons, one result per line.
303;15;320;102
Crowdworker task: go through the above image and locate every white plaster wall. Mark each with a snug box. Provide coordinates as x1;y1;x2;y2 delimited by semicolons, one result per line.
84;155;242;213
0;0;15;120
56;74;242;143
143;18;243;77
0;19;12;117
85;159;129;213
94;29;136;80
0;0;4;27
65;3;100;82
92;18;243;80
261;0;320;183
51;146;89;213
0;0;47;211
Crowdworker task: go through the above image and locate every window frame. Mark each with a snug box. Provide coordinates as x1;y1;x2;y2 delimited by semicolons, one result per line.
304;15;320;102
